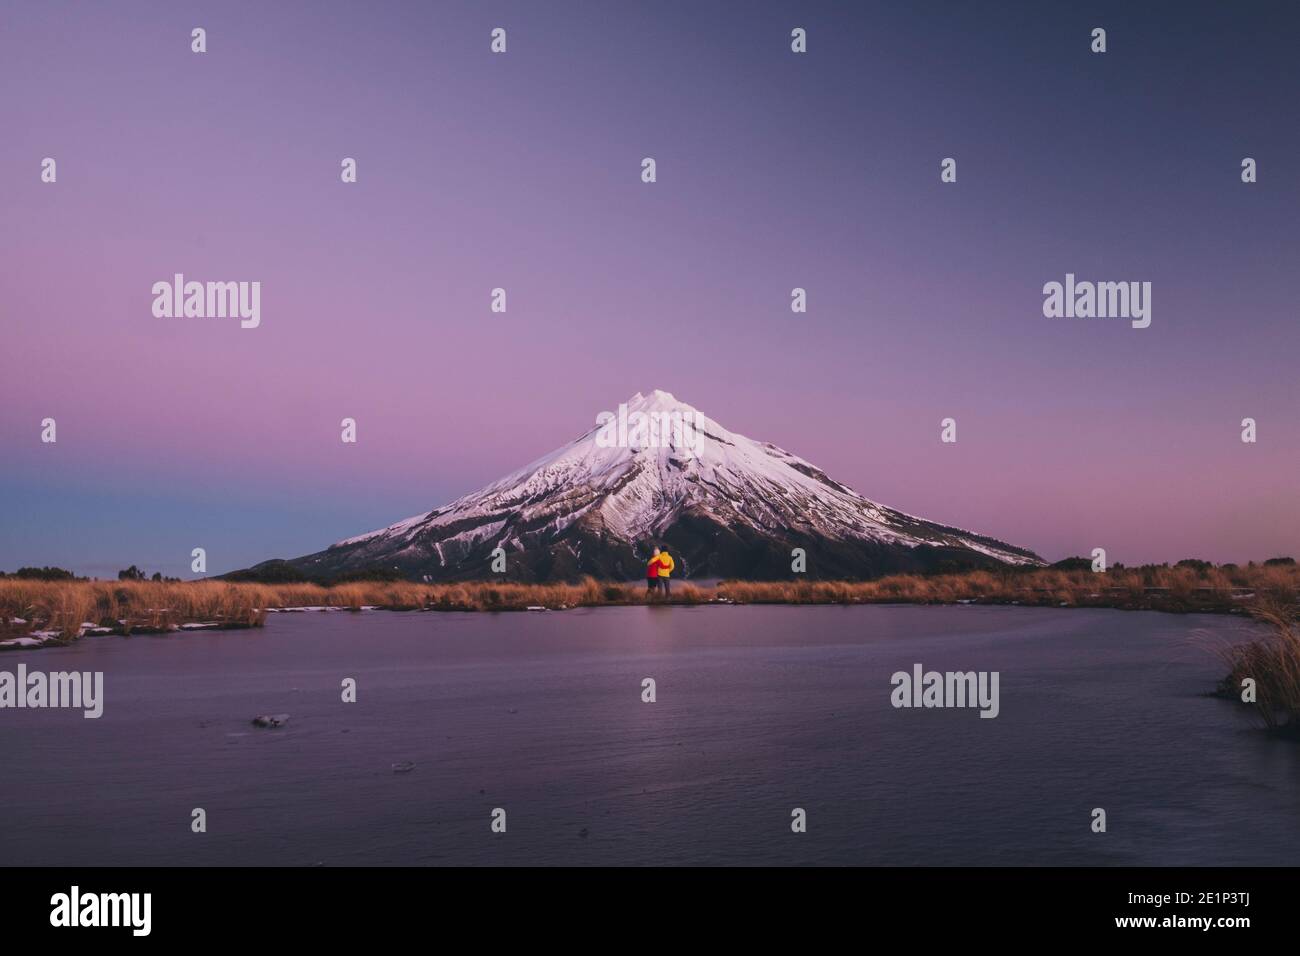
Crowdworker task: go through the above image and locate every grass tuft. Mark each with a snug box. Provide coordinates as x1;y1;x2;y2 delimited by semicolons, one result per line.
1215;596;1300;737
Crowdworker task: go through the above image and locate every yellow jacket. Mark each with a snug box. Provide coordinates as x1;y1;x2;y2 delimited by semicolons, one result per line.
657;551;675;577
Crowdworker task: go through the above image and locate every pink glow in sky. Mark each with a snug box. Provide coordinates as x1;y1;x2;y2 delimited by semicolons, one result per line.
2;1;1297;576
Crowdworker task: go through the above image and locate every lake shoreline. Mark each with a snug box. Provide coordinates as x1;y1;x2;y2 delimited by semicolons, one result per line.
0;584;1273;650
2;565;1296;648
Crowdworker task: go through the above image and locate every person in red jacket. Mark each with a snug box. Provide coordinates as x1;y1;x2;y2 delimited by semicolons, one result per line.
646;547;662;595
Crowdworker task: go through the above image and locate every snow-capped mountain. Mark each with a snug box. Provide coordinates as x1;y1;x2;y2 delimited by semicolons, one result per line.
258;390;1042;582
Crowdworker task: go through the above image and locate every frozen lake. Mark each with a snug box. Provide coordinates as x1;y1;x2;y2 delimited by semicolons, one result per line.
1;604;1294;866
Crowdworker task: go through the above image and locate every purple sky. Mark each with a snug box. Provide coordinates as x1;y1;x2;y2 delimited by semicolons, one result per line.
2;1;1297;577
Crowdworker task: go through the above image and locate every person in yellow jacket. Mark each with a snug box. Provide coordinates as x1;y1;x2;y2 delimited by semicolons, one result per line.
656;547;675;595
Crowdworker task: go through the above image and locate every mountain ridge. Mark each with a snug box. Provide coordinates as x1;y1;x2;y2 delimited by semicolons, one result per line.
242;390;1043;582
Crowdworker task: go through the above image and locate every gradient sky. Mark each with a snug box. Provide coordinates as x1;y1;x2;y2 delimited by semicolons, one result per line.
2;0;1297;578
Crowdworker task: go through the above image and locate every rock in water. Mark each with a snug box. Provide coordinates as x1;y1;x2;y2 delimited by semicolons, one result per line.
251;713;290;728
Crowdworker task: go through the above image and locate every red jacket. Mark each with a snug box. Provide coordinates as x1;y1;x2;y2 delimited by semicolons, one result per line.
647;558;661;579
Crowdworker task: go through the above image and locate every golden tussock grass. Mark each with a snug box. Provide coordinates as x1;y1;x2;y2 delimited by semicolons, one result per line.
1;564;1294;640
0;579;268;638
1214;596;1300;736
719;564;1296;612
0;577;709;636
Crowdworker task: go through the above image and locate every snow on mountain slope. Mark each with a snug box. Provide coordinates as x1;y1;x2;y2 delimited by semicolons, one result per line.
276;390;1042;581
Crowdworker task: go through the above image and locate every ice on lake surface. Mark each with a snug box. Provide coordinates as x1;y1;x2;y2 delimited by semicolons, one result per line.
1;604;1294;866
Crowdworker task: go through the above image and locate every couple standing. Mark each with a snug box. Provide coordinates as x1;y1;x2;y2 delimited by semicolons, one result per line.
645;546;675;595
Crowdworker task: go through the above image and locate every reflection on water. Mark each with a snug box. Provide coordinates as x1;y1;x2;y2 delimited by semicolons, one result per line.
0;605;1294;866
